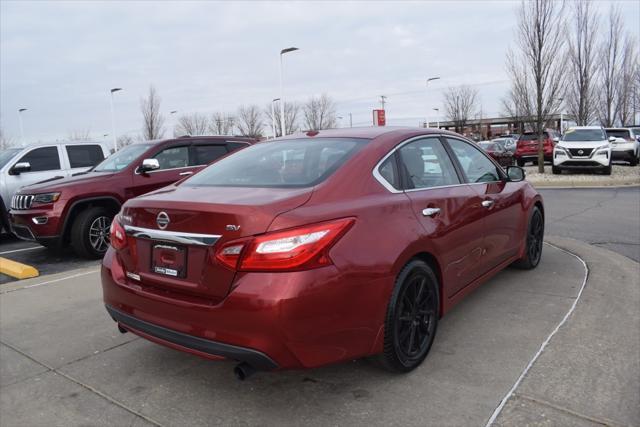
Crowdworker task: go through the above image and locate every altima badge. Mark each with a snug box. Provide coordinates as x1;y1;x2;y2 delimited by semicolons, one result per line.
156;212;170;230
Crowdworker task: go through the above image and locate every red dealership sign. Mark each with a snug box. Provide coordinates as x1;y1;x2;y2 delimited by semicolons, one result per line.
373;109;386;126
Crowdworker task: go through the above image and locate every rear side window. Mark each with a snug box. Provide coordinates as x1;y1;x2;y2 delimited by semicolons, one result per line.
378;156;400;190
17;147;60;172
66;145;105;168
190;144;228;166
446;138;502;183
397;137;459;189
186;138;366;188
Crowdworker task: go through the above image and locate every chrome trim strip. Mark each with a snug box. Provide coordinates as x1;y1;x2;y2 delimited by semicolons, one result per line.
124;225;220;246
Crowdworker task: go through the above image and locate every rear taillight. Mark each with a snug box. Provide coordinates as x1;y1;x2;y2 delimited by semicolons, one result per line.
214;218;354;272
109;215;128;250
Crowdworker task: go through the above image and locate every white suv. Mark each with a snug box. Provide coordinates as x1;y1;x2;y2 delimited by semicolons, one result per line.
0;141;111;233
605;128;640;166
552;126;612;175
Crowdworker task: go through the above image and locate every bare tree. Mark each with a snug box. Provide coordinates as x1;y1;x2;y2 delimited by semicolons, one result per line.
117;134;136;147
265;101;300;137
443;85;479;134
616;35;638;126
303;94;337;131
140;85;165;140
235;105;263;138
501;89;528;133
565;0;599;126
174;113;209;136
67;128;92;141
0;127;15;150
596;5;623;127
507;0;566;173
209;112;235;135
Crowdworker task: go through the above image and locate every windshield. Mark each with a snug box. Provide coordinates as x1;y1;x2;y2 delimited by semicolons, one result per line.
93;144;151;172
185;138;367;188
562;128;606;142
0;148;21;169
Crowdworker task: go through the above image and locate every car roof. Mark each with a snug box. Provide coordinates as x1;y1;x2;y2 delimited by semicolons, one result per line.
279;126;457;140
141;135;254;146
567;126;604;130
605;128;631;131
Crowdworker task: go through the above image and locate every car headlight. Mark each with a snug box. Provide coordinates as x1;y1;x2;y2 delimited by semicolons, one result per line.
593;144;609;156
554;146;568;155
32;192;61;204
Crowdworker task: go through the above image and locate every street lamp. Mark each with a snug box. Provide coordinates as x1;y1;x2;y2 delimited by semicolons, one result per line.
271;98;280;139
425;76;441;127
556;97;564;134
170;110;178;136
433;108;440;129
17;108;27;146
109;88;122;151
279;47;299;136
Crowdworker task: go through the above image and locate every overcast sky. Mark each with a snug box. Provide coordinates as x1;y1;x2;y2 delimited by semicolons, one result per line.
1;0;638;144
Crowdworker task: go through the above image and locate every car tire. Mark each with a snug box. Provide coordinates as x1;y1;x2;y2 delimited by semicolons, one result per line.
378;259;439;373
517;158;525;167
552;166;561;175
70;206;113;259
602;164;612;175
630;155;638;167
512;206;544;270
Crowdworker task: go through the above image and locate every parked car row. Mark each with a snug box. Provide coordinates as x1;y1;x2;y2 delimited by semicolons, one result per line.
5;136;254;257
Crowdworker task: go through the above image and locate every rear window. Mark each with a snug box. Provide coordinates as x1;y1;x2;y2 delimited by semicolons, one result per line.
519;133;537;141
606;129;632;140
185;138;367;188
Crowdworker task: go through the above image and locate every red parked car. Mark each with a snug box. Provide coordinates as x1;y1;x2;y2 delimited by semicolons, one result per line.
478;140;514;166
102;128;544;378
515;129;559;166
9;136;253;258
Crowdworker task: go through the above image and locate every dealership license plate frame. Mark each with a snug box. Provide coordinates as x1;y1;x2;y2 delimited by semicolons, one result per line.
151;243;187;278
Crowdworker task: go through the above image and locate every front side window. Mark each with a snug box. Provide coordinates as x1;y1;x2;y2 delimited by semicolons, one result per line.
186;138;367;188
66;145;105;168
17;146;60;172
153;146;189;170
446;138;502;183
397;137;459;189
94;144;151;172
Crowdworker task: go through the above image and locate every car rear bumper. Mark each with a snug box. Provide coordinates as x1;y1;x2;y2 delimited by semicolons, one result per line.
101;248;388;370
611;149;636;161
106;305;278;370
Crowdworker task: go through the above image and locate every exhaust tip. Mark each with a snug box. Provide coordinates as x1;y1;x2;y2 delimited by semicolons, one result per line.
234;362;256;381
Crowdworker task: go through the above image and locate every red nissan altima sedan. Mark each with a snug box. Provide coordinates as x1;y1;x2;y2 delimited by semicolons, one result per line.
102;127;544;378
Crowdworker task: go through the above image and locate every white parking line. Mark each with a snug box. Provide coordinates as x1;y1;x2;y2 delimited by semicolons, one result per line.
484;243;589;426
0;269;100;294
0;246;41;255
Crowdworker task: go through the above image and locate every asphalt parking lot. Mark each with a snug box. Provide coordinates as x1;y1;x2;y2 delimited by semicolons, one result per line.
0;243;602;426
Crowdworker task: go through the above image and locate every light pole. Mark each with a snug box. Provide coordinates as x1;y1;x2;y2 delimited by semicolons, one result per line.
349;113;353;128
279;47;299;136
109;88;122;151
425;76;440;127
337;116;343;128
433;108;440;129
17;108;27;146
555;97;564;134
170;110;178;136
271;98;280;138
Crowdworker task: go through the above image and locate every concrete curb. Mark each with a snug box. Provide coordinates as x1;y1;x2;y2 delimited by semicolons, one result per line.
492;236;640;426
0;265;99;294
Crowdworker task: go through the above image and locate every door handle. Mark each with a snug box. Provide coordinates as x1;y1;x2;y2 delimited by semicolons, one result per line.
179;171;193;176
422;207;441;217
481;200;494;208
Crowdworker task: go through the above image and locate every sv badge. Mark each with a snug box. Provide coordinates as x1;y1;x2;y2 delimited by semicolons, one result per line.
226;225;241;231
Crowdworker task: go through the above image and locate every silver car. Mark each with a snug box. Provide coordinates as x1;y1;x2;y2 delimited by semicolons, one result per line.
1;141;110;233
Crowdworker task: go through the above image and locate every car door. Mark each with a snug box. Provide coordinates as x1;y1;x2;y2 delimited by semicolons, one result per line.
444;136;523;272
6;146;65;199
130;144;195;197
395;136;487;298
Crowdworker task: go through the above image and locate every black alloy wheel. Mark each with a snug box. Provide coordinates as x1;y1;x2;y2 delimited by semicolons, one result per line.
513;206;544;269
380;260;439;372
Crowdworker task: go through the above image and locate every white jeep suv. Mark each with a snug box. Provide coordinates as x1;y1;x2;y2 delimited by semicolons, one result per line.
553;126;612;175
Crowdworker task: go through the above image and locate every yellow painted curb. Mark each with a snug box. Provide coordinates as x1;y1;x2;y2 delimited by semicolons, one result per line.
0;257;39;280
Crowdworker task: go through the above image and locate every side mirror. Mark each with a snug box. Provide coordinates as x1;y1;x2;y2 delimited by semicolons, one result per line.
553;137;560;143
608;136;617;142
506;165;525;182
138;158;160;173
10;162;31;175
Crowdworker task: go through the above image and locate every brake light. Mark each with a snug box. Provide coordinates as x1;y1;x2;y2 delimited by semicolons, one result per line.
214;218;354;271
109;215;128;250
